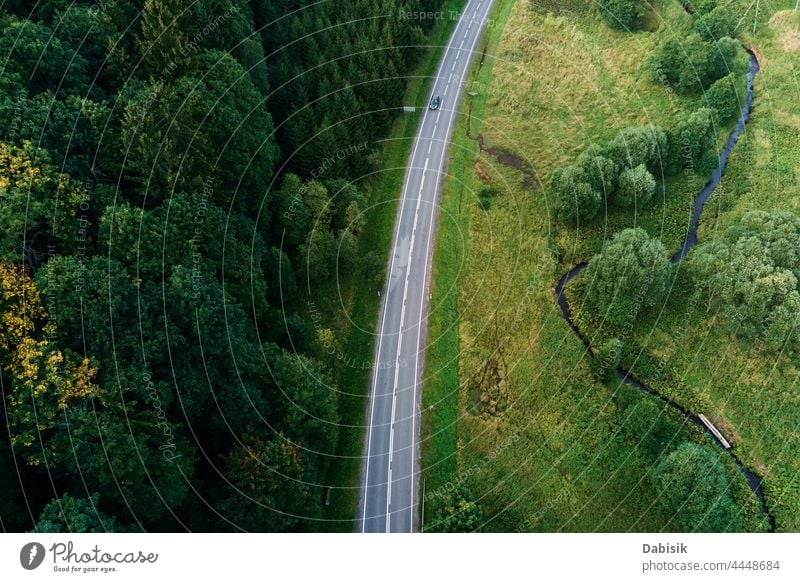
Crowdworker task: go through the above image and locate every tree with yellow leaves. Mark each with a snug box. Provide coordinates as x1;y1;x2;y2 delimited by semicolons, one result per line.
0;262;98;463
0;141;83;264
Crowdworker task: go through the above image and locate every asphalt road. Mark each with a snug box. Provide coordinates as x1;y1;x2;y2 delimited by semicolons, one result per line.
359;0;495;533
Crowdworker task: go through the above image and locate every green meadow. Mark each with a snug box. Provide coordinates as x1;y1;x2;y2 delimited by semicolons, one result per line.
421;0;798;531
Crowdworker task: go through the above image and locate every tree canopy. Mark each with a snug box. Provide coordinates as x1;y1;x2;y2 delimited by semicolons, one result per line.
584;228;672;326
596;0;648;31
689;211;800;347
428;485;484;533
651;442;744;532
0;0;446;532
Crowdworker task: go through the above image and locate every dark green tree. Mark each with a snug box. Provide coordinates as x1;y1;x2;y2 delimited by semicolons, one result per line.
35;494;124;533
551;165;602;225
653;33;744;94
53;6;119;84
0;15;89;94
670;108;717;172
122;52;279;208
579;149;618;196
704;74;740;123
651;442;744;532
139;0;195;77
270;351;340;465
221;435;316;532
596;0;647;31
270;174;312;251
605;125;669;175
689;211;800;347
692;6;737;41
428;484;484;533
652;35;712;92
0;141;82;262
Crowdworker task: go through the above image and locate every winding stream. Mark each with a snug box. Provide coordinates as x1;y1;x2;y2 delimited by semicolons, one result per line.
554;52;776;531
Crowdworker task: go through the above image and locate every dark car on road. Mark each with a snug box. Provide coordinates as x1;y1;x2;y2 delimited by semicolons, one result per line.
429;95;441;110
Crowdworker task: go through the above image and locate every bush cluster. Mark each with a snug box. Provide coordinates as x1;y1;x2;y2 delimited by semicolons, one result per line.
689;211;800;348
596;0;649;31
551;116;720;224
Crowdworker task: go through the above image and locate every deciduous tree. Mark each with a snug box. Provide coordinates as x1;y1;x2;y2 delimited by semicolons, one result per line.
584;228;671;326
614;164;656;209
651;442;743;532
551;165;602;225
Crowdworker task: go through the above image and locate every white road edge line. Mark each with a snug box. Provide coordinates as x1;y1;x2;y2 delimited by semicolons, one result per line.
385;157;429;532
409;0;493;532
361;0;488;533
361;128;430;533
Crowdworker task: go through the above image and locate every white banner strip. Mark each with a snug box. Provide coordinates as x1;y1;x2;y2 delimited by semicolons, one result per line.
1;533;798;581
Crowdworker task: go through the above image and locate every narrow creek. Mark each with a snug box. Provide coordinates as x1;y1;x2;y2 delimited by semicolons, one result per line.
554;51;776;531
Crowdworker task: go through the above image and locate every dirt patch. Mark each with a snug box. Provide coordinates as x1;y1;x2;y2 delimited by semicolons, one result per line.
474;158;492;183
476;134;540;191
783;30;800;52
768;10;800;52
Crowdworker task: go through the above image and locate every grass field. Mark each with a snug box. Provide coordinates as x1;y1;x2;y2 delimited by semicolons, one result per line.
420;0;788;532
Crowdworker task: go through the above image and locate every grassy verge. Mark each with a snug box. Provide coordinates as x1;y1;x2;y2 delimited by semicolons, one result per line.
316;0;468;532
420;0;771;532
420;0;514;515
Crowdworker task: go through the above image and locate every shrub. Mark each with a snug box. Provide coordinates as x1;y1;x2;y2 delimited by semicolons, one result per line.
477;186;499;210
428;484;483;532
614;164;657;208
704;73;740;123
596;0;648;31
584;228;671;326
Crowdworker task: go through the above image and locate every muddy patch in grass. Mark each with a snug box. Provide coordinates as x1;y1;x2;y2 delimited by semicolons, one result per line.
476;134;540;191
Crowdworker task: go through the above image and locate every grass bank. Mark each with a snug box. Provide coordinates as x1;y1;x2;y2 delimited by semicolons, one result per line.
419;0;514;516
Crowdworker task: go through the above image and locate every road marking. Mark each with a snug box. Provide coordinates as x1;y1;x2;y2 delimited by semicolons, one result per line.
385;157;429;532
361;0;493;533
387;467;392;506
361;112;433;535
